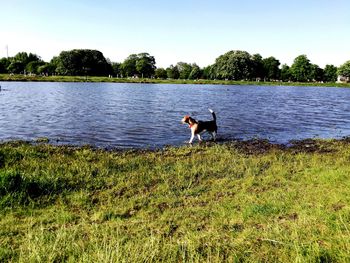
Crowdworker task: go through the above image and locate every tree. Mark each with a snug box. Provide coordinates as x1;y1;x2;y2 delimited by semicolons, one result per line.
7;61;25;74
166;65;179;79
45;56;59;75
188;64;202;79
0;57;11;73
338;60;350;78
262;56;280;81
13;52;41;65
280;64;292;82
121;54;137;77
55;49;112;76
121;53;156;78
212;50;254;80
111;62;122;77
310;64;324;82
37;63;56;75
155;68;167;79
290;55;313;82
135;53;156;78
176;62;193;79
252;54;264;80
323;64;337;82
26;61;45;74
202;65;214;79
5;52;42;74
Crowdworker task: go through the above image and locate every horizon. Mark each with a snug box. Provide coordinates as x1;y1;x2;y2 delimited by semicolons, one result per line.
1;0;349;68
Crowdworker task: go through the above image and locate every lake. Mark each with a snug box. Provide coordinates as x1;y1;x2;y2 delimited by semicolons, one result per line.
1;82;350;148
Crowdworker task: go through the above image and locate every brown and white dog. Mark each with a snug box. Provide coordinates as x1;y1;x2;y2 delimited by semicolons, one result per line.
181;109;217;144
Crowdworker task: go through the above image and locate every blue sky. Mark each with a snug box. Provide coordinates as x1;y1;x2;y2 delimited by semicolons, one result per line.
1;0;349;68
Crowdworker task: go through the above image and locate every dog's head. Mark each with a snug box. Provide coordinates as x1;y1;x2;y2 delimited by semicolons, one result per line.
181;115;196;127
181;115;190;124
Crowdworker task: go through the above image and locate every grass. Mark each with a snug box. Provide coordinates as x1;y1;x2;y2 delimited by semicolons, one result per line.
1;74;350;88
0;139;350;262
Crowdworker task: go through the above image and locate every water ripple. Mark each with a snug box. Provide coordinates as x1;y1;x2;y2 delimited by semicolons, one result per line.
1;82;350;148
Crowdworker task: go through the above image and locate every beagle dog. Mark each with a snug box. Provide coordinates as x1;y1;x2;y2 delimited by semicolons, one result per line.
181;109;217;144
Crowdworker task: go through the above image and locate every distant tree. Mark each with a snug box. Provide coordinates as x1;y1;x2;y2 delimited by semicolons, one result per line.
290;55;313;82
37;63;56;75
252;54;264;80
46;56;59;75
111;62;122;77
0;57;11;73
155;68;167;79
323;64;337;82
55;51;78;75
0;62;5;73
166;65;180;79
280;64;292;82
135;53;156;78
4;52;41;74
121;53;156;78
13;52;41;65
202;65;214;79
262;56;280;81
121;54;137;77
176;62;193;79
26;61;45;74
188;64;202;79
338;60;350;78
212;50;254;80
55;49;111;76
7;61;25;74
310;64;324;82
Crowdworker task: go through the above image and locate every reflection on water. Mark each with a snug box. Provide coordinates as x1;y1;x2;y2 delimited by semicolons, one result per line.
1;82;350;148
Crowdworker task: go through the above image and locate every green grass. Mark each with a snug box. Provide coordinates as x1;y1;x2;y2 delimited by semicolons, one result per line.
1;74;350;88
0;140;350;262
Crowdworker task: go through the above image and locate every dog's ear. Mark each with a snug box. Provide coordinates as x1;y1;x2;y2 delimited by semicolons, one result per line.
181;115;189;123
188;117;195;124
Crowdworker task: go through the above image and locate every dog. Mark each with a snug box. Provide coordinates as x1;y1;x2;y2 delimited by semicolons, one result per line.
181;109;217;144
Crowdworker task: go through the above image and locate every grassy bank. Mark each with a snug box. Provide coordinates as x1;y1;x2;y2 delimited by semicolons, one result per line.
1;74;350;87
1;139;350;262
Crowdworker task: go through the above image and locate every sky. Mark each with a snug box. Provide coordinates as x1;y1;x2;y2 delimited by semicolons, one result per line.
0;0;349;68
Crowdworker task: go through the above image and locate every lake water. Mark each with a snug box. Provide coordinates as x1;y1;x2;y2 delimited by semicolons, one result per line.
1;82;350;148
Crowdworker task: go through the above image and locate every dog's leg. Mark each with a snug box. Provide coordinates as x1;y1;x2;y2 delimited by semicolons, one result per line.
197;134;202;142
189;132;195;144
211;131;217;141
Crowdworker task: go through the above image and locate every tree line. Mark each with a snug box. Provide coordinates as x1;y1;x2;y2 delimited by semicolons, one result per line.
0;49;349;82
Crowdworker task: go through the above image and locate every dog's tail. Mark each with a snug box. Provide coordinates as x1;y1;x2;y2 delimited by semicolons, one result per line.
208;108;216;122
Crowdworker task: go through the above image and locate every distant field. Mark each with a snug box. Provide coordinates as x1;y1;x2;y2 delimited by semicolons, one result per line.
0;139;349;262
1;74;349;87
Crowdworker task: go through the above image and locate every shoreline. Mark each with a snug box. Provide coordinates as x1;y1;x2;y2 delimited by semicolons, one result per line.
1;74;349;88
2;136;349;154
